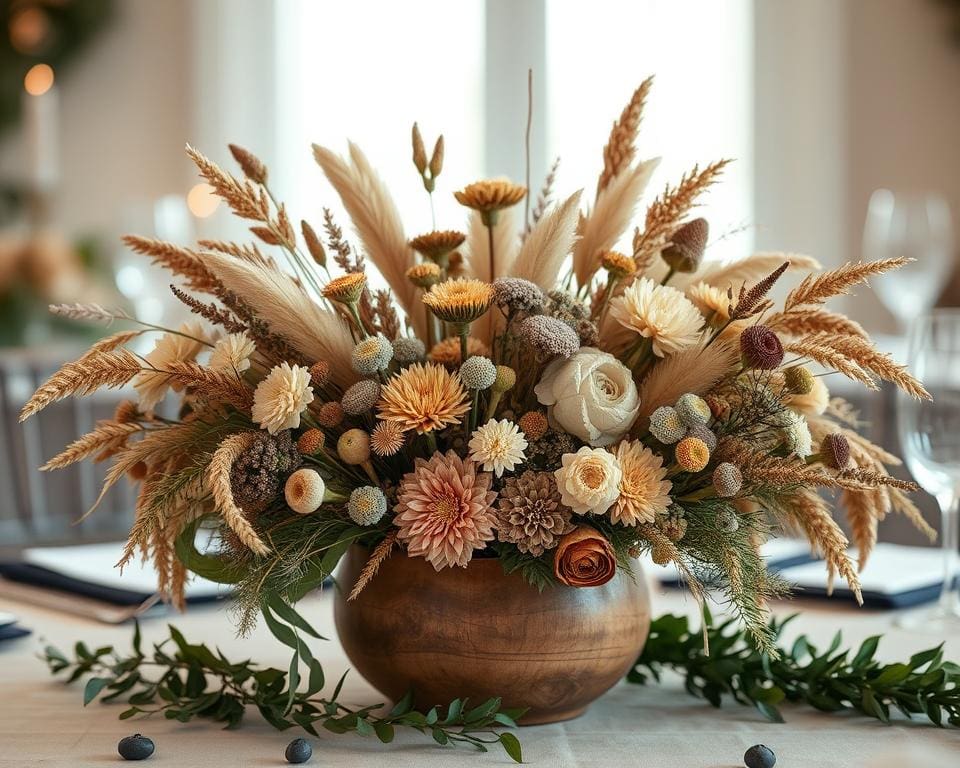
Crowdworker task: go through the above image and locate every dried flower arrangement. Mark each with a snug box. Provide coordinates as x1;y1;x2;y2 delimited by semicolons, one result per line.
23;76;931;663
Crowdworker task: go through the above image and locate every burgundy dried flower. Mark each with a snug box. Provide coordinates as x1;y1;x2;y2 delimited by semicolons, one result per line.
662;217;709;273
820;433;851;469
739;325;784;370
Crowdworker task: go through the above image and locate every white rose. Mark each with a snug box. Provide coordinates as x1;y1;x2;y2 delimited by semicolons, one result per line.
534;347;640;447
554;446;622;515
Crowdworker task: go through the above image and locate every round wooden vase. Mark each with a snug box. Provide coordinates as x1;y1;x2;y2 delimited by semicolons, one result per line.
334;545;651;725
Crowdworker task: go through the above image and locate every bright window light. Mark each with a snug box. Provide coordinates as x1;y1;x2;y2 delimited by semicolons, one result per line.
545;0;754;265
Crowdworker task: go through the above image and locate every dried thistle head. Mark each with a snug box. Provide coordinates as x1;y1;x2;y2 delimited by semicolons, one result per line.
662;218;708;273
820;433;851;469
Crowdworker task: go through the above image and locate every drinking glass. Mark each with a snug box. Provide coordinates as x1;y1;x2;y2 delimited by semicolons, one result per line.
863;190;953;331
897;309;960;628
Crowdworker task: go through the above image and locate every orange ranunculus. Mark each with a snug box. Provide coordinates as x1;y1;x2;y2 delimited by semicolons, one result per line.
553;525;617;587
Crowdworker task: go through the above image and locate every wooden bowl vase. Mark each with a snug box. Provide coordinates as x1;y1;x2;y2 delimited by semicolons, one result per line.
334;544;652;725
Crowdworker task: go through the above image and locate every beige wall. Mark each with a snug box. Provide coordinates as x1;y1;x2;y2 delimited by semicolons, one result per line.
0;0;193;238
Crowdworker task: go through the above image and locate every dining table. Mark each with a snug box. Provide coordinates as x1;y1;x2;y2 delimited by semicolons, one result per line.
1;577;958;767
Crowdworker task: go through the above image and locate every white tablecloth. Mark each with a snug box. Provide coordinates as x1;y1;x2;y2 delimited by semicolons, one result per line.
1;583;958;767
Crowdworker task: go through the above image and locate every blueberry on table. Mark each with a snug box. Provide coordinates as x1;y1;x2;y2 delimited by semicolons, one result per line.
117;734;155;760
744;743;776;768
285;737;313;764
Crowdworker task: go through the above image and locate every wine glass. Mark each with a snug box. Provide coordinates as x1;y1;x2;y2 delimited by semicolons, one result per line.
897;309;960;628
864;190;954;331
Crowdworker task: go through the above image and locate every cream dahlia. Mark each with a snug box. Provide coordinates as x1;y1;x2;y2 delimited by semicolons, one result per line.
208;332;255;374
134;322;206;412
394;450;497;569
554;446;622;515
686;282;732;323
468;419;528;477
251;362;314;434
610;440;672;526
610;277;704;357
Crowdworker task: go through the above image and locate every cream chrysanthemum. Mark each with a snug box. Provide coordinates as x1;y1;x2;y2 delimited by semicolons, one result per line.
554;446;622;515
394;451;497;570
377;362;470;433
610;441;672;526
687;282;732;323
468;419;528;478
610;277;704;357
252;362;314;434
134;322;206;412
208;332;255;374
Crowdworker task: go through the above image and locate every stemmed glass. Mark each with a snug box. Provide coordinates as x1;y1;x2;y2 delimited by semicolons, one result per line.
897;309;960;628
864;190;953;331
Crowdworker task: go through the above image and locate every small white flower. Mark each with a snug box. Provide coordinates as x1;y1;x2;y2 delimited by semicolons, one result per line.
468;419;528;477
554;446;622;515
133;322;206;412
252;362;314;434
609;277;704;357
783;411;814;458
208;332;255;374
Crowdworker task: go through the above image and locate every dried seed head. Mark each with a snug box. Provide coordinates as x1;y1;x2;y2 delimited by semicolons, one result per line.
820;433;851;469
348;486;388;526
317;401;345;428
411;122;428;174
337;428;372;465
309;361;330;389
297;428;326;456
459;356;497;390
675;437;710;473
675;393;711;427
284;468;325;515
429;135;444;178
686;424;717;452
341;379;382;416
662;217;708;273
740;325;784;370
712;462;743;497
492;365;516;393
228;143;267;184
301;220;327;268
649;406;686;445
785;365;815;395
518;411;548;441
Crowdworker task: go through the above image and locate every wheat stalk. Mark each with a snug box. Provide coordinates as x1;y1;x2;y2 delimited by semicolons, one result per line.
632;160;730;260
48;302;115;324
525;156;560;236
573;157;660;287
347;530;398;601
186;144;268;222
20;348;143;421
783;337;876;389
841;489;879;569
767;309;867;339
784;257;909;311
208;432;270;556
597;76;654;194
42;421;150;471
122;234;220;294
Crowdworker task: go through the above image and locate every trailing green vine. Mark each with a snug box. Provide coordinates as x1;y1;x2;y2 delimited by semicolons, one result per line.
43;610;959;764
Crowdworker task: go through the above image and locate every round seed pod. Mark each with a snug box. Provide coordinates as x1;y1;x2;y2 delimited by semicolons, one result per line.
675;393;711;427
740;325;784;370
341;379;381;416
492;364;516;393
351;334;393;375
713;462;743;497
459;355;497;390
518;411;548;441
392;336;426;364
309;361;330;390
820;433;851;469
284;468;325;515
686;424;717;452
337;429;371;465
347;486;388;526
649;406;686;445
784;365;815;395
675;436;710;473
662;217;709;273
317;401;345;428
717;507;740;533
296;428;325;456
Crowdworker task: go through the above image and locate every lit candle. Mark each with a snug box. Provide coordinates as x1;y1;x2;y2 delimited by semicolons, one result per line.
22;63;60;191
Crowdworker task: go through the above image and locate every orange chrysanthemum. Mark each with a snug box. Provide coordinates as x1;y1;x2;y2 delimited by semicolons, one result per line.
429;336;490;367
408;230;466;262
370;420;406;457
454;180;526;213
377;362;470;434
322;272;366;303
394;450;497;569
610;440;672;526
422;278;494;325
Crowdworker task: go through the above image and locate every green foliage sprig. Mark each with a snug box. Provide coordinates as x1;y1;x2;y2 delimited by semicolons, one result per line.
631;612;960;727
43;602;523;763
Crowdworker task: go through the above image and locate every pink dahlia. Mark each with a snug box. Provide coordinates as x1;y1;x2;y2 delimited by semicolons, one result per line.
394;450;497;570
